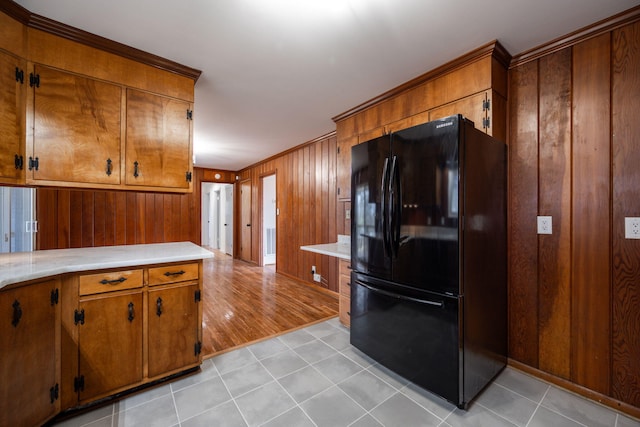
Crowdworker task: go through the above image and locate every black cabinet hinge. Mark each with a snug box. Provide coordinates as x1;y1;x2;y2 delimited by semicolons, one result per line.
482;117;491;129
28;156;39;171
194;289;201;302
14;154;24;170
482;99;491;111
29;72;40;88
186;171;192;182
15;67;24;84
49;383;59;404
337;146;340;154
74;375;85;392
337;188;341;196
11;300;22;327
50;288;59;306
194;341;202;356
74;309;85;325
186;109;193;120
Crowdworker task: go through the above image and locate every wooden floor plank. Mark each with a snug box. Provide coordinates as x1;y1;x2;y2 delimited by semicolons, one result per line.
201;250;339;357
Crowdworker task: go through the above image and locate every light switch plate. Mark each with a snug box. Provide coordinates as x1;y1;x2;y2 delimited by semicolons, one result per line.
625;217;640;239
537;216;552;235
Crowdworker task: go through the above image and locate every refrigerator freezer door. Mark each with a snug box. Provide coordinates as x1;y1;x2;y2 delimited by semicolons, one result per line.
350;272;461;405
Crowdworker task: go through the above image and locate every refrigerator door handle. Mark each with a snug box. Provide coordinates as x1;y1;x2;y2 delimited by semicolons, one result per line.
381;157;391;257
388;155;400;257
354;279;444;307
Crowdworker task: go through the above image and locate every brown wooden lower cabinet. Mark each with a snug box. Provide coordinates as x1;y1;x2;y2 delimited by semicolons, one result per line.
0;279;60;427
1;260;203;426
338;259;351;327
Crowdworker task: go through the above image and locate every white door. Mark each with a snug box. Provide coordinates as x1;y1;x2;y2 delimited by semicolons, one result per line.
224;185;233;255
262;174;276;265
0;187;36;253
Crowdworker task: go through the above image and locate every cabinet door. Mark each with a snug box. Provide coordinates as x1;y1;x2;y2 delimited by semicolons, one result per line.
337;135;357;201
31;65;122;184
78;291;143;402
125;89;192;189
0;50;25;182
338;260;351;327
148;283;200;378
0;280;59;427
429;91;488;134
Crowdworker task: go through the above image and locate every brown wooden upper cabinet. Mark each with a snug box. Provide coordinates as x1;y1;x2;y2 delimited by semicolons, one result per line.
125;89;193;190
0;50;26;184
28;65;122;186
0;8;199;192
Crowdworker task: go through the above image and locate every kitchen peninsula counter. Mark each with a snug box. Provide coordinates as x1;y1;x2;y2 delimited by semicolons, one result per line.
300;234;350;260
0;242;213;289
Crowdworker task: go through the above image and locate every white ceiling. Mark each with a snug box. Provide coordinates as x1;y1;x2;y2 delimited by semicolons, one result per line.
14;0;640;171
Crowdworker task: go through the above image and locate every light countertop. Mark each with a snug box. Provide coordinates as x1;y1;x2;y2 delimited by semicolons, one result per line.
0;242;214;289
300;235;350;261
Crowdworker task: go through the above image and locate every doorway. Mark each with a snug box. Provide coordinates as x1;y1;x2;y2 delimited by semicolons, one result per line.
0;187;37;253
201;182;233;255
261;174;276;266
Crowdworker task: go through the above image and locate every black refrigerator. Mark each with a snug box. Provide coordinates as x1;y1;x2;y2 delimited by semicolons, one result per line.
350;114;506;409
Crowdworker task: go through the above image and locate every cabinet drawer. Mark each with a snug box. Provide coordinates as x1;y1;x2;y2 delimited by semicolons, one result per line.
148;263;199;286
79;269;143;296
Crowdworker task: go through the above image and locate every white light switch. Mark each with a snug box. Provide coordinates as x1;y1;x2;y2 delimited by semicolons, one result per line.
537;216;552;235
625;217;640;239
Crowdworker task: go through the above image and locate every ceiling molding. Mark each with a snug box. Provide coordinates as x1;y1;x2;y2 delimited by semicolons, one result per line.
510;4;640;68
332;40;511;123
0;0;202;81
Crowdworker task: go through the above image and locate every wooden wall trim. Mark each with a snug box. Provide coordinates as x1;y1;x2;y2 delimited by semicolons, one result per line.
238;130;336;174
0;1;201;81
510;5;640;68
331;40;511;123
508;359;640;420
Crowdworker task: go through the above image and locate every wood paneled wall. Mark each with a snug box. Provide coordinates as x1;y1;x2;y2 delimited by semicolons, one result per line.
36;167;234;250
237;134;338;292
508;16;640;410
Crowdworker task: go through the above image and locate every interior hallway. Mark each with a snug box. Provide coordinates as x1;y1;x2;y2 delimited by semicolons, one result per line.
200;249;339;356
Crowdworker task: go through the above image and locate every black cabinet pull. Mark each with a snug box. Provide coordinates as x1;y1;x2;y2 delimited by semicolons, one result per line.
156;297;163;317
133;161;139;178
128;302;135;322
163;270;185;277
106;158;112;176
99;277;127;285
246;224;251;227
11;300;22;327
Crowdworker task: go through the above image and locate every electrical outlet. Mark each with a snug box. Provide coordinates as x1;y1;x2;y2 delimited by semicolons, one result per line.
311;265;316;275
625;217;640;239
345;209;351;220
537;216;552;235
313;273;321;282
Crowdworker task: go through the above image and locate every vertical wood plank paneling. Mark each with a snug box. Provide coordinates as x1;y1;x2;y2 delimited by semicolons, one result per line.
36;188;58;250
81;192;94;247
144;193;155;243
57;190;70;249
69;191;83;248
93;192;106;247
571;33;611;394
612;21;640;407
508;60;540;367
115;192;127;245
104;191;116;246
125;192;137;245
537;48;572;379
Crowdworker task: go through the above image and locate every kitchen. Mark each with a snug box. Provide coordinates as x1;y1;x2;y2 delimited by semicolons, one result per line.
1;0;640;426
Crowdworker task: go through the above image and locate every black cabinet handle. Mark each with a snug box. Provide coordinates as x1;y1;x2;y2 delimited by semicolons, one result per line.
128;302;135;322
156;297;163;317
163;270;185;277
246;224;251;227
133;161;139;178
11;300;22;327
99;277;127;285
106;158;112;176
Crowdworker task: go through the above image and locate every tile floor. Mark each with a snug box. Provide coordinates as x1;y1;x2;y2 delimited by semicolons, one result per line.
53;318;640;427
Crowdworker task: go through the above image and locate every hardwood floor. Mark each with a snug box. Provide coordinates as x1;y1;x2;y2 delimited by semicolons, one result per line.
201;249;339;357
